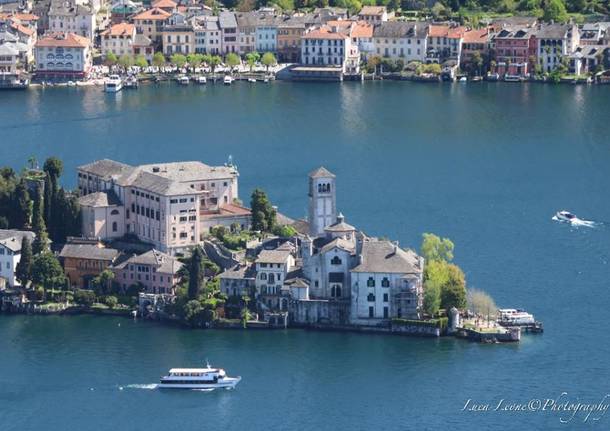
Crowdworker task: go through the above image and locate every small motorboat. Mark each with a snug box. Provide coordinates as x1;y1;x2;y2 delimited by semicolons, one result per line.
104;75;122;92
177;75;189;85
196;76;207;85
459;76;467;82
67;80;76;87
554;210;577;223
247;78;256;83
159;361;241;390
223;75;233;85
124;75;138;89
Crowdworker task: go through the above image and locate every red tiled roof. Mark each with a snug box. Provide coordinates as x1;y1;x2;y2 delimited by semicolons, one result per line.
462;28;488;44
359;6;386;16
11;22;35;37
133;7;171;21
352;21;373;38
36;32;89;48
152;0;177;8
303;27;348;40
429;24;465;39
102;22;135;37
12;13;39;21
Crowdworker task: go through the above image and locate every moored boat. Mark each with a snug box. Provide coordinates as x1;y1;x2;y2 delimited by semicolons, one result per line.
124;75;138;89
159;363;241;389
177;75;190;85
196;76;207;84
223;75;233;85
104;74;123;92
497;308;535;326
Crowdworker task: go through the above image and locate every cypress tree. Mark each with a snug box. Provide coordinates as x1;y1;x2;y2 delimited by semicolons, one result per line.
188;247;204;300
43;173;53;236
31;185;49;254
13;180;32;229
15;236;33;287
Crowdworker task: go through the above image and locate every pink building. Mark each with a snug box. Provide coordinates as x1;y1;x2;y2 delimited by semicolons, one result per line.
112;249;183;295
493;27;537;77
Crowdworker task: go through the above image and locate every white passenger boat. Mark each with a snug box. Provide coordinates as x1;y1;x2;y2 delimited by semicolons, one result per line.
159;363;241;389
498;309;535;325
223;75;233;85
104;74;123;92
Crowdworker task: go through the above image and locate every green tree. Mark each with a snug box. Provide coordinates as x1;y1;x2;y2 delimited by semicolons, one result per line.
261;52;277;71
272;224;297;237
439;263;467;311
187;247;205;299
104;295;118;309
152;52;166;67
471;51;483;76
245;51;260;71
542;0;569;22
15;236;33;287
423;282;441;317
30;252;64;297
467;288;498;324
171;53;187;68
43;157;63;182
225;52;240;69
105;52;118;66
250;188;276;232
74;289;95;306
31;185;49;254
13;179;31;229
135;54;148;68
92;269;115;296
118;54;134;69
421;233;454;263
187;53;204;68
209;55;222;73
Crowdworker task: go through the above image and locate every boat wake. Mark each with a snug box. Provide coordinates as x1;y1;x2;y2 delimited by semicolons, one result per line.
124;384;158;390
552;211;598;228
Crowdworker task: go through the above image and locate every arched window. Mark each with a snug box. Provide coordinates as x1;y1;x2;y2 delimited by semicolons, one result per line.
331;285;342;298
112;222;118;232
331;256;342;265
381;277;390;288
326;183;331;192
268;273;275;284
367;277;375;287
318;183;322;193
46;53;55;60
110;209;119;215
367;293;375;302
260;273;267;280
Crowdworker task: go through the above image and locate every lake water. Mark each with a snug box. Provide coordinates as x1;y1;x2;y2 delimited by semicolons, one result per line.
1;82;609;430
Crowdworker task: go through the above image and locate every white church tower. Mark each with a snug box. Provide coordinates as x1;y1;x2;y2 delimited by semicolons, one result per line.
308;167;336;237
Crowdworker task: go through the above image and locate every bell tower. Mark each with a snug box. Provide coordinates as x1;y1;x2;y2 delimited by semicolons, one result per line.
308;167;336;237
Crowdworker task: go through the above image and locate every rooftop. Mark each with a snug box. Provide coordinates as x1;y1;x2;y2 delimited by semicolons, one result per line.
0;230;35;253
78;190;121;208
133;7;171;21
113;249;182;274
352;240;422;274
102;23;136;37
309;166;335;178
256;249;292;264
59;243;119;261
359;6;386;16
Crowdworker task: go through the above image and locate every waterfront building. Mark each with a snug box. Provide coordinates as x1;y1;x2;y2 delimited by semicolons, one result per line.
255;14;278;54
48;0;96;42
133;7;171;47
101;22;136;58
34;32;91;80
569;45;610;75
0;42;19;75
219;11;238;54
0;229;35;288
77;159;247;255
235;11;257;55
111;249;182;294
460;27;490;70
219;263;256;298
162;23;195;55
358;6;389;23
276;15;306;62
579;22;610;46
426;24;465;64
350;21;374;59
350;239;424;324
192;15;221;55
132;34;154;62
255;245;296;309
534;23;580;74
110;0;142;25
298;26;360;80
59;241;120;289
492;27;536;77
373;21;427;62
151;0;177;14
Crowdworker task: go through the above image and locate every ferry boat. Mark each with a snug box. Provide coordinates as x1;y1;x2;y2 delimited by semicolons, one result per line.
104;75;123;92
159;363;241;389
223;75;233;85
497;309;535;325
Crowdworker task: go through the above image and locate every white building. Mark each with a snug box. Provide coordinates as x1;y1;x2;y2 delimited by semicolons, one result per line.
0;230;35;288
193;15;221;55
358;6;388;23
77;159;246;255
350;239;424;324
101;22;136;58
308;166;336;237
373;21;428;62
301;27;359;74
255;247;296;309
34;32;91;80
0;42;19;75
536;23;580;73
48;0;96;42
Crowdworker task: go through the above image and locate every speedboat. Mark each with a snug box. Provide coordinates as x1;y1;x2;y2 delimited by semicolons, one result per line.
196;76;207;85
159;362;241;389
124;75;138;89
497;308;535;326
104;75;122;92
177;75;190;85
223;75;233;85
459;76;467;82
554;210;577;223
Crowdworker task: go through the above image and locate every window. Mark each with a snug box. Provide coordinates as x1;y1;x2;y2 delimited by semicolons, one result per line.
260;273;267;280
381;277;390;288
179;232;188;239
383;307;389;319
367;277;375;287
110;209;119;215
331;256;342;265
383;293;388;302
112;222;118;232
331;285;341;298
367;293;375;302
268;274;275;284
369;306;374;318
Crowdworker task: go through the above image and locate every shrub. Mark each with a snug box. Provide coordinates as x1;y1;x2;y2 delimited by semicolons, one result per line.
104;295;118;309
74;289;96;307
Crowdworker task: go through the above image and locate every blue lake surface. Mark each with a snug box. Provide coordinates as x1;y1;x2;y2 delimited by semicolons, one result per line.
0;82;609;430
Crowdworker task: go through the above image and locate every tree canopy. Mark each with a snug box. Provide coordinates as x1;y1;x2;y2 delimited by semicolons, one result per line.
250;189;276;232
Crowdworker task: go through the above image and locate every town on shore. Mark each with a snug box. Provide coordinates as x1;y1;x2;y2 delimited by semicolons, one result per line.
1;1;610;88
0;156;541;342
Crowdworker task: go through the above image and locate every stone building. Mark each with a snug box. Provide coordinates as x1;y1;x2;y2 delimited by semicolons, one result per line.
111;249;182;295
59;242;119;289
0;229;35;288
308;166;336;237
